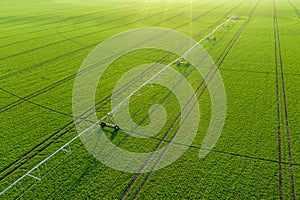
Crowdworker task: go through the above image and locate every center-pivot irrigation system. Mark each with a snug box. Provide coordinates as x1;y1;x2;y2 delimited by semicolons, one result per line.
0;15;237;196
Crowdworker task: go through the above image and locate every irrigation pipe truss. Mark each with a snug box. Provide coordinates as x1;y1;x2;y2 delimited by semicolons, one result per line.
0;15;235;196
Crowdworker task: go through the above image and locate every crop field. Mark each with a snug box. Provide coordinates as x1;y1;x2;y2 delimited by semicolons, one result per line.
0;0;300;199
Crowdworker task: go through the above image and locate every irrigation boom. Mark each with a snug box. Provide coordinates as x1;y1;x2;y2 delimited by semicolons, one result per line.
0;16;235;196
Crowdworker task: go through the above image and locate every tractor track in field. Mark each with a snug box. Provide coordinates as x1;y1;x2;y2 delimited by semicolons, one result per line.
58;0;227;48
0;4;137;41
0;6;137;48
0;0;229;61
0;1;157;27
0;0;233;113
56;0;221;48
0;6;89;28
0;8;70;24
0;5;124;31
0;0;186;48
0;1;185;32
288;0;300;19
0;8;177;61
0;3;145;31
0;0;219;42
219;68;300;76
0;87;73;118
120;1;259;199
0;1;227;84
273;1;295;199
274;2;283;197
0;50;162;114
0;10;100;31
0;0;132;27
0;0;244;184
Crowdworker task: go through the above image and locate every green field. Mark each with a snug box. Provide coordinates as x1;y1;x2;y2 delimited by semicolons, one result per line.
0;0;300;199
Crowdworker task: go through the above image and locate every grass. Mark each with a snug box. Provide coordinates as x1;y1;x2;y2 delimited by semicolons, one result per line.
0;0;299;199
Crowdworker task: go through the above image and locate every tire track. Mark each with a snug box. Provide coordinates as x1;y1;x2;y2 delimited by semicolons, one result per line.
0;9;129;48
0;9;173;61
0;6;86;27
0;87;73;118
119;1;258;199
0;0;209;41
0;47;167;115
0;3;166;48
220;68;300;76
288;0;300;19
273;2;283;198
0;4;136;40
0;0;232;113
0;2;146;31
0;6;182;81
56;0;221;47
273;1;295;199
0;6;105;30
0;0;222;59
